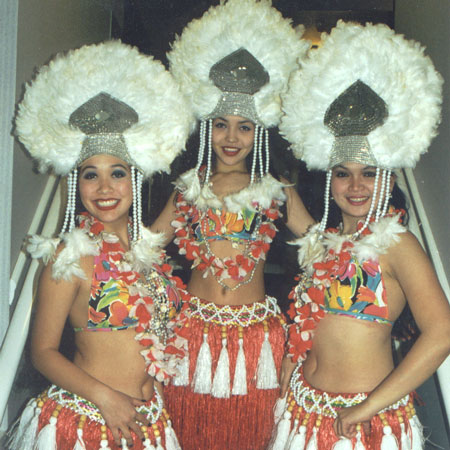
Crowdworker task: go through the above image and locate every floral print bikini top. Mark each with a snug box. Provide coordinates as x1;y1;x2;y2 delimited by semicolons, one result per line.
73;214;142;332
287;211;406;363
317;240;393;325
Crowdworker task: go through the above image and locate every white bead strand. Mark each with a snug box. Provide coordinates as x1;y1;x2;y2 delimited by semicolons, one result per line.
205;119;213;185
250;125;259;185
319;170;332;232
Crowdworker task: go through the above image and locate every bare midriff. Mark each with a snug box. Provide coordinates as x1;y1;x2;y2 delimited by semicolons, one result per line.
73;328;154;400
188;239;266;305
303;314;394;394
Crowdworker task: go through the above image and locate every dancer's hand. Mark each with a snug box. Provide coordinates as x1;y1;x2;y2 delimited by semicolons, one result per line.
97;388;150;447
280;355;296;397
333;402;372;439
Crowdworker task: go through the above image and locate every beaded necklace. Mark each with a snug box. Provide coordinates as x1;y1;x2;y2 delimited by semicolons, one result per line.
173;191;280;290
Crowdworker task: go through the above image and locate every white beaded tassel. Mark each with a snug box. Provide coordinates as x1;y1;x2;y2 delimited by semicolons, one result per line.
7;398;38;450
400;422;411;450
204;119;213;184
290;425;307;450
353;167;380;238
333;436;354;450
250;124;259;184
212;333;231;398
192;330;212;393
354;430;367;450
305;426;318;450
256;329;279;389
286;418;299;449
380;424;399;449
34;416;58;450
73;428;87;450
273;395;287;425
319;170;332;232
264;128;270;176
232;332;247;395
164;420;182;450
270;410;292;450
410;414;424;450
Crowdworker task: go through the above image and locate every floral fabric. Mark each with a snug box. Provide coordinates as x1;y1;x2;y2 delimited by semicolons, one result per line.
172;191;281;282
287;211;404;363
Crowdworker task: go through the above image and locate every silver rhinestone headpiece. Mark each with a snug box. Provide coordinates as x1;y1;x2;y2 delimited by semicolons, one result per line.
324;80;388;168
69;92;138;166
208;48;269;125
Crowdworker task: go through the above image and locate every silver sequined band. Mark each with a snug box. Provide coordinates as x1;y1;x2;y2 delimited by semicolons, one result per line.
328;135;378;168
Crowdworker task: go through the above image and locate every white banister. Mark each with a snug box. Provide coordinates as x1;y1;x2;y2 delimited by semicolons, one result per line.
0;175;61;427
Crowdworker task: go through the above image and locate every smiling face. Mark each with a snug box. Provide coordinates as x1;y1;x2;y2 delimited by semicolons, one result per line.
331;162;393;232
211;115;255;172
78;154;133;231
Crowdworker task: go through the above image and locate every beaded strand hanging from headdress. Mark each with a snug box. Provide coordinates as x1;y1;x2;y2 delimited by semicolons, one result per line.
280;20;443;238
16;40;194;274
167;0;310;211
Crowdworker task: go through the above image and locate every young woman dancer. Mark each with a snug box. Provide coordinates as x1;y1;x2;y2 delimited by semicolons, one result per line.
150;1;313;448
7;41;193;449
270;21;450;449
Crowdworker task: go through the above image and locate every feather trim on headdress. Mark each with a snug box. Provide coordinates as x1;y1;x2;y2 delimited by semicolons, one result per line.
168;0;309;127
16;40;194;177
280;21;443;171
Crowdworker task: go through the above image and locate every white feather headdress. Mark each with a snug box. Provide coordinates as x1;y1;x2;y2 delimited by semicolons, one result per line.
280;21;443;170
16;40;194;177
167;0;309;128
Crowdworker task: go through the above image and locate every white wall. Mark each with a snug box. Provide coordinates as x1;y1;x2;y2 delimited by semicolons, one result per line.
11;0;112;270
395;0;450;280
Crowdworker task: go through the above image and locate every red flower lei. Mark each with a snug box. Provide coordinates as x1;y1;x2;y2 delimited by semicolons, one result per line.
79;212;190;383
172;191;281;283
286;209;405;363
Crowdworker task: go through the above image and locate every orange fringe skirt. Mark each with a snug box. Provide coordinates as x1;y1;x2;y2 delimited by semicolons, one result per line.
270;365;424;450
164;294;287;450
7;385;178;449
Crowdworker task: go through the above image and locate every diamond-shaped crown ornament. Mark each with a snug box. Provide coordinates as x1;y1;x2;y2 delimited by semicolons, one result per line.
324;80;388;168
209;48;269;95
208;48;270;125
69;92;138;166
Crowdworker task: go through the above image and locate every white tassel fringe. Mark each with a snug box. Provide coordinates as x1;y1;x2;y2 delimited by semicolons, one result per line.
34;416;57;450
192;332;212;394
211;338;230;398
232;337;247;395
256;332;278;389
380;425;399;449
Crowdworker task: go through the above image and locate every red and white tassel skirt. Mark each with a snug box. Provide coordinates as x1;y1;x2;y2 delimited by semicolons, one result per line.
270;365;424;450
7;385;178;449
164;294;287;450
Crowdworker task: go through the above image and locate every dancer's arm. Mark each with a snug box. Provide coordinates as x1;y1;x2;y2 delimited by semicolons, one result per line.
31;253;150;446
334;231;450;438
281;178;315;237
150;190;178;245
